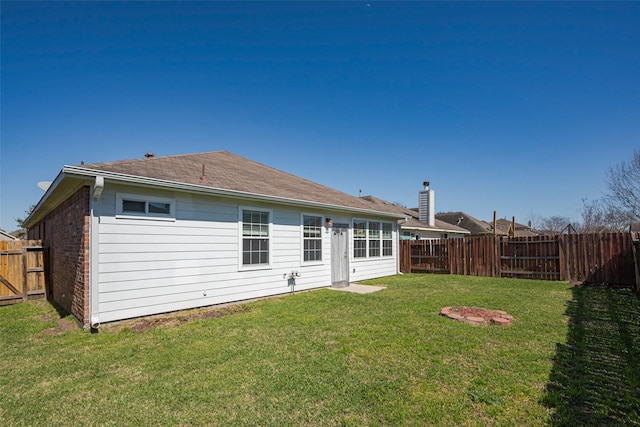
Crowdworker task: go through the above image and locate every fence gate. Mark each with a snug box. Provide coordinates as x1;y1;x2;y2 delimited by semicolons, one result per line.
0;240;45;306
409;240;450;274
500;236;561;280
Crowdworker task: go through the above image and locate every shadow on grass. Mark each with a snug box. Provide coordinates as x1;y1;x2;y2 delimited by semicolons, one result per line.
543;285;640;425
48;298;71;319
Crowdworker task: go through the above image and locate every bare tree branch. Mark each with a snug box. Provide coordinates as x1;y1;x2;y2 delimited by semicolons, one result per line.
605;150;640;223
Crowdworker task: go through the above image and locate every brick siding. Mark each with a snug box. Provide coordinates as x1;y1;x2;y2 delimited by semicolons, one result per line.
28;187;90;327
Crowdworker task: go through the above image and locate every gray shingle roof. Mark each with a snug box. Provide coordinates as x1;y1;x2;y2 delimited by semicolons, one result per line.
436;211;503;235
81;151;402;216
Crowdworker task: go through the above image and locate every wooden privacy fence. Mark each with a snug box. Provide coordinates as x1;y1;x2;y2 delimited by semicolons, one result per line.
0;240;46;306
400;233;636;286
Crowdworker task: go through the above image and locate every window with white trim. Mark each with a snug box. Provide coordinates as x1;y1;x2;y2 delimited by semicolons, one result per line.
116;193;175;219
369;221;381;257
353;219;367;258
303;215;322;262
382;223;393;256
353;219;394;259
242;209;270;266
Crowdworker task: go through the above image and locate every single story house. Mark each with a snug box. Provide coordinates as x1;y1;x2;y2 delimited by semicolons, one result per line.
25;151;404;329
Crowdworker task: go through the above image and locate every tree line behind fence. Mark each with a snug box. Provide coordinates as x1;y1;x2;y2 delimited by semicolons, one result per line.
400;233;638;288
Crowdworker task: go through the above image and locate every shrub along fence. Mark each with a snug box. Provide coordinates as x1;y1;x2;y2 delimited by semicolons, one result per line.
400;232;636;286
0;240;46;306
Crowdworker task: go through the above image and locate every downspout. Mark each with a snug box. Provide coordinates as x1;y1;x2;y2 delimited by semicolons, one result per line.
397;220;403;275
89;176;104;329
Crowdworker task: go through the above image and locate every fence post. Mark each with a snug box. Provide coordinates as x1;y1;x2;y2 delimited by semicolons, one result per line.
558;234;566;282
21;244;28;302
632;232;640;293
494;236;501;278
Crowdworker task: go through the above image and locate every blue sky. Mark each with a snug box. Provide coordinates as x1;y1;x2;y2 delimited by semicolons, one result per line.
2;1;639;232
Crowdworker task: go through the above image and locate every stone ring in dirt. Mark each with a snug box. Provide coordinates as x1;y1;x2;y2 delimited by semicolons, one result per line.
440;306;513;326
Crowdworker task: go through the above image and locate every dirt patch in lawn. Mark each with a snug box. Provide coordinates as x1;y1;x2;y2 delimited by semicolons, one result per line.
440;306;513;326
107;304;250;334
42;316;79;335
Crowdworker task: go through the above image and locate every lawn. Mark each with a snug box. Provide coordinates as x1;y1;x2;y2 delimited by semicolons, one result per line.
1;274;639;426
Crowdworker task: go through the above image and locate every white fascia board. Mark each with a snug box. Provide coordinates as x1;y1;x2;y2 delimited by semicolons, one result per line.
23;169;68;228
62;166;406;220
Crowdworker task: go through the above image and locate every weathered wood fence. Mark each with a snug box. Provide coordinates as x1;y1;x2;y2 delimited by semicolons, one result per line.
400;233;636;286
0;240;46;306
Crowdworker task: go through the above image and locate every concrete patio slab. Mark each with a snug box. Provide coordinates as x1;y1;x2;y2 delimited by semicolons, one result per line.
328;283;386;294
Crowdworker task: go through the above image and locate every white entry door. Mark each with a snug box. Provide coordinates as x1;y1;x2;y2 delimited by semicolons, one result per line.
331;224;349;288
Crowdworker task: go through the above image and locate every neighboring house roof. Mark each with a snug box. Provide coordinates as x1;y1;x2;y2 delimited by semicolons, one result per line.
361;196;470;234
0;229;18;241
494;219;538;237
25;151;405;227
436;211;506;236
437;212;538;237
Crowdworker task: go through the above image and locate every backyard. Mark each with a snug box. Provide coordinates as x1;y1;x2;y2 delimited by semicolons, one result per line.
1;274;639;426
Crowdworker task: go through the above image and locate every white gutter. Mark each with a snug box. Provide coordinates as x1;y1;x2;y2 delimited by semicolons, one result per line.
404;226;471;234
400;221;471;234
396;222;402;275
61;165;406;219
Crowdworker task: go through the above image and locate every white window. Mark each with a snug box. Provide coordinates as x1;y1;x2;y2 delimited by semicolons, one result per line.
382;223;393;256
368;221;381;257
353;219;367;258
353;219;393;259
116;193;175;220
241;208;270;266
302;215;323;262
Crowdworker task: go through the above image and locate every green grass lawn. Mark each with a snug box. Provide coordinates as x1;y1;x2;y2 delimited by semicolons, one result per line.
1;274;639;426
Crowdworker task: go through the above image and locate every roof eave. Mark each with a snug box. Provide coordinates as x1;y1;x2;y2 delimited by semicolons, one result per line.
23;169;75;229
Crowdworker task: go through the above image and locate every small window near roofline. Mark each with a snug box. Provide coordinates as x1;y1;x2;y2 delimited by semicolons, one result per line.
116;193;175;220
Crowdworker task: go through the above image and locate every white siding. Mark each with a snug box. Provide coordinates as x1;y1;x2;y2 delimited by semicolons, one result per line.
94;185;397;323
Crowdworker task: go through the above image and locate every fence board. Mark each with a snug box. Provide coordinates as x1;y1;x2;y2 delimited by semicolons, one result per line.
400;233;636;286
